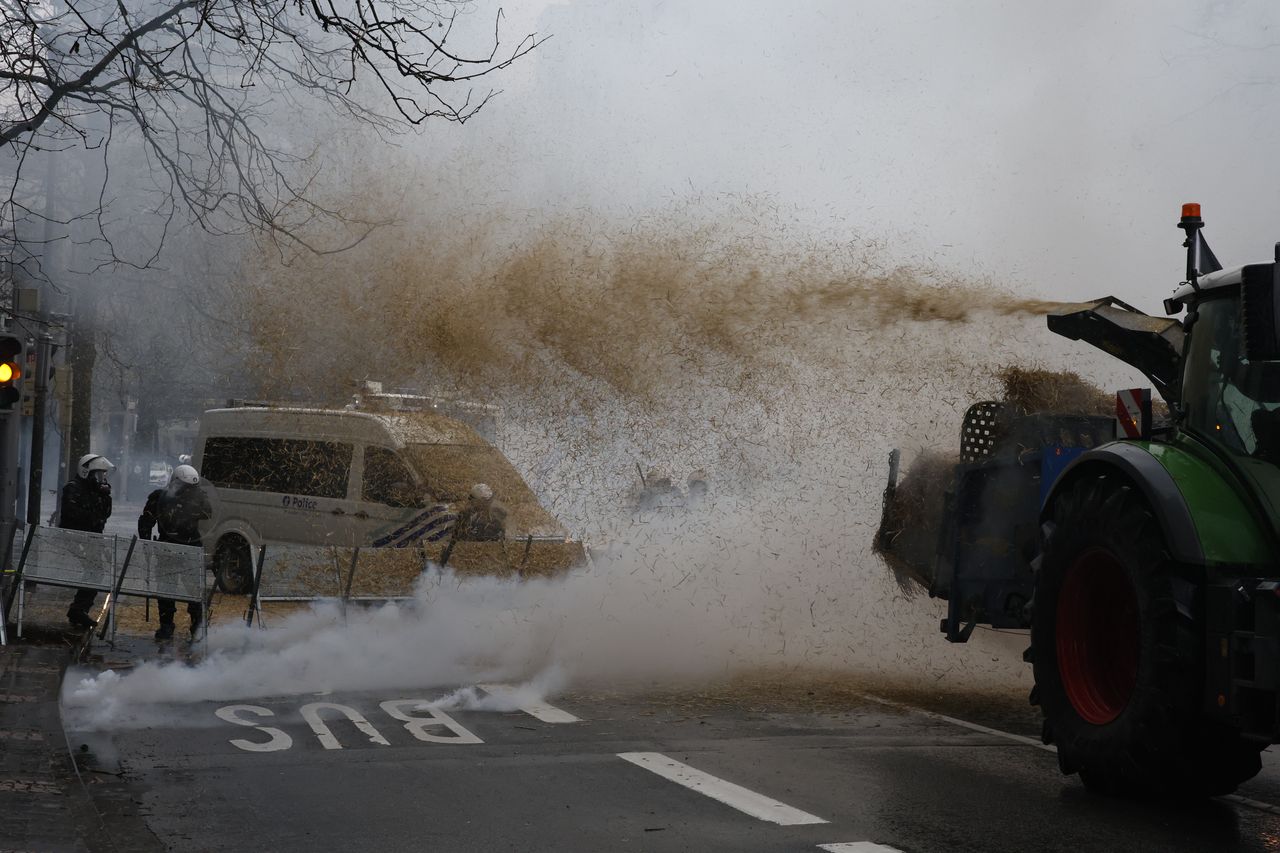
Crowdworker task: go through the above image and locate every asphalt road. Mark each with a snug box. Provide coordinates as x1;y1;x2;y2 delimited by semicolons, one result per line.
61;673;1280;853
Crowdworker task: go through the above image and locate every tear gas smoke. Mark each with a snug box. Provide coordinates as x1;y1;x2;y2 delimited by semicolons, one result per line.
65;486;1030;730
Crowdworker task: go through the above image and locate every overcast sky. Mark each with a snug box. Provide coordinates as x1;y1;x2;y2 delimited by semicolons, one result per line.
400;1;1280;310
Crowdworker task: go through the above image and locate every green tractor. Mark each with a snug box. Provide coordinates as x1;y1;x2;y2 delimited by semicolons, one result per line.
877;204;1280;796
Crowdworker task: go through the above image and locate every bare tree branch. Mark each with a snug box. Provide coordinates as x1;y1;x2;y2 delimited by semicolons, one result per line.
0;0;541;275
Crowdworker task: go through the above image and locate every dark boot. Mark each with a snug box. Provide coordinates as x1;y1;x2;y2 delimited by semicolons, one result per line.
68;588;98;627
66;609;96;629
188;602;203;640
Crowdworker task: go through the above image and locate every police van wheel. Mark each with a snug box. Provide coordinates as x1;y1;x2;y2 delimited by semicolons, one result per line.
213;535;254;595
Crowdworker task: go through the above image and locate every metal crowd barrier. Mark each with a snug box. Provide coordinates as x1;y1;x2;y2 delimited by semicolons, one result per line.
242;537;581;627
254;544;367;602
1;526;206;645
247;544;423;626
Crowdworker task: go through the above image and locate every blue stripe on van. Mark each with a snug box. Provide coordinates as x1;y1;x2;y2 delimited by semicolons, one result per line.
371;506;442;546
372;505;456;548
390;512;456;548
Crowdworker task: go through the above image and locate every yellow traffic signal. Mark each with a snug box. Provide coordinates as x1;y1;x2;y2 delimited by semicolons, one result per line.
0;336;23;410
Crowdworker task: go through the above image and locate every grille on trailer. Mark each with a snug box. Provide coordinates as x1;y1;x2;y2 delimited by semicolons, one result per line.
960;401;1007;463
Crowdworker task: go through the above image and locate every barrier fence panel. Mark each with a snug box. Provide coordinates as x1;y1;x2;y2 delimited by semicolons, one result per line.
122;539;206;603
255;544;426;603
249;538;582;607
1;527;208;645
15;528;205;601
20;527;117;593
255;545;350;601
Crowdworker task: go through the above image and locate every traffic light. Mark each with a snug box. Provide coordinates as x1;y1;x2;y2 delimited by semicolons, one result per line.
0;336;23;411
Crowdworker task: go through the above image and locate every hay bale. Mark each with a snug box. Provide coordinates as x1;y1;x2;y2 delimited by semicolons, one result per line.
996;366;1113;417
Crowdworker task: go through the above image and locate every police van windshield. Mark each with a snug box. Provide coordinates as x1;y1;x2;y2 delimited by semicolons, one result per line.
403;444;565;537
1183;295;1280;468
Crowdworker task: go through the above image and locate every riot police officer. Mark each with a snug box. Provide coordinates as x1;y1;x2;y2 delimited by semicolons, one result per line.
63;454;115;628
139;464;211;640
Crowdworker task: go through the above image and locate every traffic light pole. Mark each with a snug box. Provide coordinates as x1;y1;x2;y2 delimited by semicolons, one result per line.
26;334;51;527
0;407;18;624
0;333;29;629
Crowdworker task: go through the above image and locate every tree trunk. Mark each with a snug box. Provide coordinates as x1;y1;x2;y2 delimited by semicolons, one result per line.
68;297;97;463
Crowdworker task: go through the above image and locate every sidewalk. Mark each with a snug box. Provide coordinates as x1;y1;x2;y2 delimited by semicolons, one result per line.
0;638;102;852
1;612;165;852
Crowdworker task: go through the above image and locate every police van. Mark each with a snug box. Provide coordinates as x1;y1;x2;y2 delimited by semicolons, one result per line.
193;405;580;593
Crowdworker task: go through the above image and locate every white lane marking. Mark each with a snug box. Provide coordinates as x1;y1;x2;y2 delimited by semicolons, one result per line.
859;693;1053;752
618;751;827;826
1220;794;1280;816
819;844;905;853
478;683;581;723
862;693;1280;817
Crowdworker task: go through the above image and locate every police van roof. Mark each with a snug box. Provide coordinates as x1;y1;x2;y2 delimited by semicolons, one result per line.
200;407;487;448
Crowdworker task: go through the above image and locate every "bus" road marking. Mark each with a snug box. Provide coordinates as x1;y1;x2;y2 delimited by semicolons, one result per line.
215;700;482;752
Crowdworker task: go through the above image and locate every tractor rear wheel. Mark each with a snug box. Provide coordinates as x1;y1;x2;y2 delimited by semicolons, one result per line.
1031;473;1262;798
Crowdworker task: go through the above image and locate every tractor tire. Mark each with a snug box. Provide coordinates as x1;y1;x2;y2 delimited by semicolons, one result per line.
1030;473;1262;798
212;535;255;595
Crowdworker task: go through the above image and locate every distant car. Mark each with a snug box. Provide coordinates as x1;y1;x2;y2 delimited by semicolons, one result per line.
148;462;173;488
193;405;584;593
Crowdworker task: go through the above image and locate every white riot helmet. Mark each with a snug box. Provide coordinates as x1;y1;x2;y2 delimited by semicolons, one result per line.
77;454;114;480
172;464;200;486
469;483;494;502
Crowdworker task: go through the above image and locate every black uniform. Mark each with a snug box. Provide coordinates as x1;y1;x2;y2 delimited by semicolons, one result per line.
63;477;112;623
139;483;212;636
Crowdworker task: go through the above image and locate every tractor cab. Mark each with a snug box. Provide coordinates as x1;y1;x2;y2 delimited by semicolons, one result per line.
1178;267;1280;442
1172;270;1280;539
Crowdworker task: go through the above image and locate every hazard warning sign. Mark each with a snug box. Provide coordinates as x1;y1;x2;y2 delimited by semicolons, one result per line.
1115;388;1152;439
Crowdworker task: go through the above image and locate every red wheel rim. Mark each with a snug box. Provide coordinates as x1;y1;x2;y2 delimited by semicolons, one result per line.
1055;547;1139;725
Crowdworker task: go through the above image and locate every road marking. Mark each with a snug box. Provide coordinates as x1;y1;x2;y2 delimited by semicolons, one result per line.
300;702;390;750
215;705;294;753
1220;794;1280;816
216;700;483;751
862;693;1280;817
859;693;1053;752
618;751;827;826
478;683;581;723
819;844;905;853
380;700;483;744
